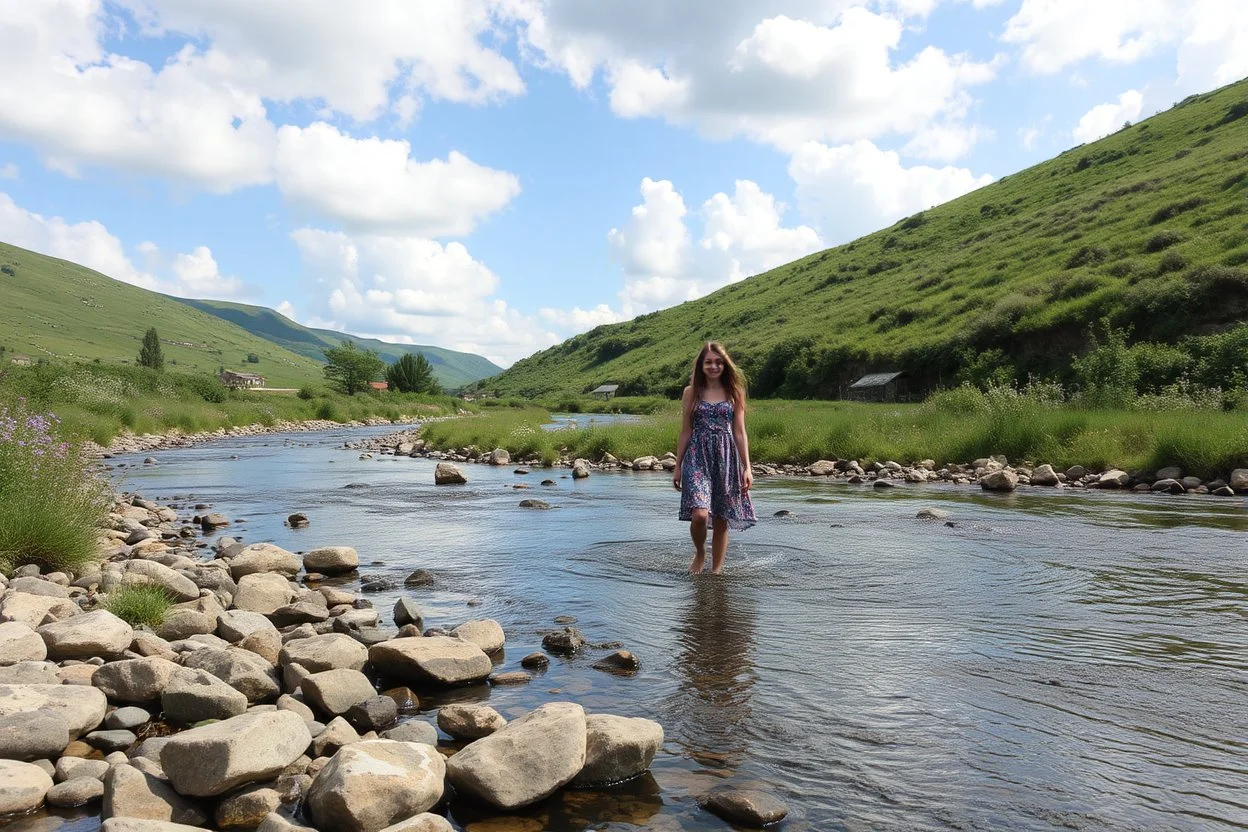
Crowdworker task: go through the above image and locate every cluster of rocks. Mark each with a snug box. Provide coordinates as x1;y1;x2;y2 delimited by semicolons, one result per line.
94;418;422;459
0;494;715;831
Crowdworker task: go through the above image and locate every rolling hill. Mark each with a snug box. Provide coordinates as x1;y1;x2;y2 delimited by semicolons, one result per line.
0;243;327;388
482;76;1248;399
176;298;502;389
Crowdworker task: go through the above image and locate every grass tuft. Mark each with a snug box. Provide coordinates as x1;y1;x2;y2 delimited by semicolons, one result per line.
103;585;176;627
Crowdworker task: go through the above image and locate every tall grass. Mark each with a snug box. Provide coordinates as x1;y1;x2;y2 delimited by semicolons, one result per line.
103;585;175;626
0;397;111;574
419;391;1248;477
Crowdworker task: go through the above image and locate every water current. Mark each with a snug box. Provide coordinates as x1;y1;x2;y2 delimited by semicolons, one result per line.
12;424;1248;831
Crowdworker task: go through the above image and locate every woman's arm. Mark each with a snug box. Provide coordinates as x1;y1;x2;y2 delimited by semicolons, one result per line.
731;395;753;491
673;385;694;489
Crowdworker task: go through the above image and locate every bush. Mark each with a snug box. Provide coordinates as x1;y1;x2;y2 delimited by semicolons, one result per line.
296;386;316;400
103;586;174;626
1144;230;1184;252
1072;321;1139;408
0;399;110;573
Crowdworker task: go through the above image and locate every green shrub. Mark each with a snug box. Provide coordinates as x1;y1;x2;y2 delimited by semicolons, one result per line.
0;398;110;573
103;586;174;626
296;386;315;400
1144;230;1184;252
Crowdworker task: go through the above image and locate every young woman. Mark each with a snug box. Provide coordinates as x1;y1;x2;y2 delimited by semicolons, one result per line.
673;342;756;574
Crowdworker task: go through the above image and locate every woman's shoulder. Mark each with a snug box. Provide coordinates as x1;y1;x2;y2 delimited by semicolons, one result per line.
681;384;694;402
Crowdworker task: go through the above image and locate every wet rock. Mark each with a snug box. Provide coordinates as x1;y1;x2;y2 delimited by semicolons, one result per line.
345;696;398;733
229;544;302;581
1213;486;1236;497
392;598;423;629
980;469;1018;492
520;652;549;670
518;499;551;509
701;788;789;827
160;711;312;797
200;513;230;530
102;821;212;832
380;720;437;747
872;479;896;489
592;650;640;675
306;740;446;832
403;570;435;588
571;462;590;479
570;714;664;787
452;618;505;653
437;704;506;740
0;759;54;814
445;702;587;810
303;547;358;575
434;463;466;485
0;712;69;761
488;671;531;685
360;577;397;593
287;513;309;528
541;479;556;486
1152;478;1185;494
916;507;950;520
47;775;105;808
369;637;492;686
542;627;585;654
1097;469;1130;488
1030;464;1060;486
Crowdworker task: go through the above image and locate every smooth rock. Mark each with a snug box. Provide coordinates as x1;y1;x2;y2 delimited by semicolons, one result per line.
161;667;249;724
229;544;302;581
0;712;69;761
368;637;492;686
702;788;789;827
279;633;368;674
214;785;282;830
451;619;505;653
345;696;398;733
180;648;280;703
305;740;446;832
303;547;359;576
433;463;466;485
102;763;207;825
0;683;106;738
0;621;48;664
39;610;134;660
160;711;312;797
47;775;105;807
0;759;54;814
570;714;664;787
380;721;438;747
436;704;506;740
980;469;1018;492
301;669;376;717
93;657;181;704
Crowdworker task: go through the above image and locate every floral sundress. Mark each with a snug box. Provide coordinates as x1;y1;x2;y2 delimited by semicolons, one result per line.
678;399;756;530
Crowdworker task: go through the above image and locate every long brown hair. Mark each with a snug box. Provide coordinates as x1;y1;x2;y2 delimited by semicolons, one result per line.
690;342;746;408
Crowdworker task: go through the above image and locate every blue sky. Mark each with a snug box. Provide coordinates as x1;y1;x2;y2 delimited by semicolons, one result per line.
0;1;1244;365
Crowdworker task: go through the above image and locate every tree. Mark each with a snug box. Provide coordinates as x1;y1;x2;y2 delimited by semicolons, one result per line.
137;327;164;371
323;341;384;395
245;353;260;364
386;353;441;394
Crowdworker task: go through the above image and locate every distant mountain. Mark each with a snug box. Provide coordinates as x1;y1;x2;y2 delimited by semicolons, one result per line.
483;76;1248;399
175;298;502;388
0;242;326;388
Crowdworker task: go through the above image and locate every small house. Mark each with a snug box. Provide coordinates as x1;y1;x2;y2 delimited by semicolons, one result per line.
218;371;265;389
590;383;619;400
9;354;31;366
848;371;912;403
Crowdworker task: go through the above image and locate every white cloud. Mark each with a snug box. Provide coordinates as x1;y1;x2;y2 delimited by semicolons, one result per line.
0;163;17;180
608;177;691;284
903;122;989;162
289;228;557;366
789;139;993;243
538;304;626;330
513;2;1000;152
700;180;823;282
0;192;251;300
1175;0;1248;92
275;123;520;237
1072;89;1144;144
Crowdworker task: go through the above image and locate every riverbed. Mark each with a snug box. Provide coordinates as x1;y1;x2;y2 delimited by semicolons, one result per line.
23;425;1248;831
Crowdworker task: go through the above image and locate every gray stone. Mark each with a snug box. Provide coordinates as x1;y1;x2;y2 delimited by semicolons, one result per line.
156;609;218;641
301;669;376;717
0;621;47;664
980;469;1018;492
1231;468;1248;492
47;775;105;807
310;716;361;758
1097;469;1130;488
117;560;200;602
106;706;152;731
380;720;438;746
378;815;454;832
306;740;446;832
214;785;282;829
452;618;505;653
160;711;312;797
433;462;466;485
437;704;505;740
445;702;587;810
0;660;60;684
368;636;492;686
39;609;134;660
702;788;789;827
392;598;422;629
0;759;54;814
303;547;359;575
0;712;69;761
181;648;280;703
102;763;207;825
916;507;950;520
229;543;302;581
1029;464;1060;486
87;729;137;752
92;657;181;704
279;633;368;674
0;591;81;628
345;696;397;733
7;577;70;598
55;756;110;782
0;683;106;738
217;610;279;643
161;667;249;724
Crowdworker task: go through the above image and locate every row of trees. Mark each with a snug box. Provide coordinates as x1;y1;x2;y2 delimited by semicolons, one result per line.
323;341;441;396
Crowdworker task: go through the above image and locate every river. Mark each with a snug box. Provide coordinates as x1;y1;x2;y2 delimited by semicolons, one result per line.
16;424;1248;831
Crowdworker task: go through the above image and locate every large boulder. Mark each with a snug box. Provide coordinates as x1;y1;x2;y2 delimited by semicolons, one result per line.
1230;468;1248;492
0;683;106;738
102;763;207;825
0;759;54;814
116;560;199;602
180;648;280;703
445;702;587;810
433;463;466;485
93;658;182;704
160;711;311;797
979;469;1018;492
0;591;80;628
301;669;377;717
0;621;47;664
39;609;134;660
570;714;664;787
228;543;302;581
302;547;359;575
1097;469;1131;488
156;609;218;641
452;619;505;654
278;633;368;673
161;668;249;724
368;637;492;686
0;712;70;761
1029;463;1060;487
217;610;279;643
305;740;445;832
488;448;510;465
0;661;60;685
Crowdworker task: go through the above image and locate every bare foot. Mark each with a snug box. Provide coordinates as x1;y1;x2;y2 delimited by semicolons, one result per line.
710;566;723;575
689;552;706;574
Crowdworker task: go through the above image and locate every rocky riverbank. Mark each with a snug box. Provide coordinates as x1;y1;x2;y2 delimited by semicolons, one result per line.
91;417;424;458
0;490;786;831
355;429;1248;499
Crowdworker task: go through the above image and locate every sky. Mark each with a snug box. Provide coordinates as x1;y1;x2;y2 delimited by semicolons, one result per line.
0;1;1245;367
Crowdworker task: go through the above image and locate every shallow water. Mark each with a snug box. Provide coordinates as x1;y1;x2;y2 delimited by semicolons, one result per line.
13;426;1248;831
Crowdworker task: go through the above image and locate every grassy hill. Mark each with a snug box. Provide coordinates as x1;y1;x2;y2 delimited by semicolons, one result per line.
483;77;1248;399
0;243;327;388
176;298;502;389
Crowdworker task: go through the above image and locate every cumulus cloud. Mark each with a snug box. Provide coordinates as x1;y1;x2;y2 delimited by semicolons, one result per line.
789;140;993;243
275;123;520;236
288;228;558;366
0;192;252;300
1072;90;1144;144
512;2;1001;152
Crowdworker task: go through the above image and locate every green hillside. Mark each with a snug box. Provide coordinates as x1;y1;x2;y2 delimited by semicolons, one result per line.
484;77;1248;399
0;243;327;388
175;298;501;388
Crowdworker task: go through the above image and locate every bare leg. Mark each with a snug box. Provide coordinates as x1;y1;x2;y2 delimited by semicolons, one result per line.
710;516;729;574
689;509;708;573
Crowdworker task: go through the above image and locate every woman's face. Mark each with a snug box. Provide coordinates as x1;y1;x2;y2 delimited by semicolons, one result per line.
702;352;725;380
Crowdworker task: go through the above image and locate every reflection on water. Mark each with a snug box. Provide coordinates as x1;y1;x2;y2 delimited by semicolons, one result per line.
19;425;1243;832
670;577;757;771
